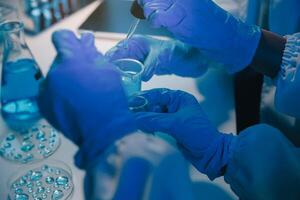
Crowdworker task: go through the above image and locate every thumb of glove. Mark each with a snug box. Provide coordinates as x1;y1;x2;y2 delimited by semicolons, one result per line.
134;112;176;135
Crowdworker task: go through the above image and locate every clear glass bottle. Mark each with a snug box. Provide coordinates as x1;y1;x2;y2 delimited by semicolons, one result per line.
1;3;19;67
1;21;43;122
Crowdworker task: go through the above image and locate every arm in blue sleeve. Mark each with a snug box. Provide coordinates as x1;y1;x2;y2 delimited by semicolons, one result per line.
225;124;300;200
275;33;300;118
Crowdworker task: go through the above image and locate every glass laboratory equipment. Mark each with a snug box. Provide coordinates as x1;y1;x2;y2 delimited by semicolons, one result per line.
128;95;148;112
0;122;61;164
0;21;61;164
112;58;144;97
7;160;74;200
1;20;43;122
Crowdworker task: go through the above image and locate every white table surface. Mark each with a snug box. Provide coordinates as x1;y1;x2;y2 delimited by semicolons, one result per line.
0;0;238;199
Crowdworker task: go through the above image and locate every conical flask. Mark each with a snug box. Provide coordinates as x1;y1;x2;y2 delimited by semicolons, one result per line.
1;21;43;122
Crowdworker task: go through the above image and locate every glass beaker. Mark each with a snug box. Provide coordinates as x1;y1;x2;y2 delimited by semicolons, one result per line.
1;21;43;122
112;58;144;97
0;122;61;164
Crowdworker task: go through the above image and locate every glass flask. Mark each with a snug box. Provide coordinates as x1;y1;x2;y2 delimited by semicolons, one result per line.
112;58;144;97
7;160;74;200
1;21;43;122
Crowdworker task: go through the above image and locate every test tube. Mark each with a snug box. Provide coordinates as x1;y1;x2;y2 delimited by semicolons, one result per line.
112;58;144;97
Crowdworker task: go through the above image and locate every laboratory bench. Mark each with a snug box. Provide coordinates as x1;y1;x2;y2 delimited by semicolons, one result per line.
0;0;238;199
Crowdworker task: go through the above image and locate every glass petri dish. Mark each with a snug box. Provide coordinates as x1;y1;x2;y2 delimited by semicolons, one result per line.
7;160;74;200
128;95;148;112
0;122;61;164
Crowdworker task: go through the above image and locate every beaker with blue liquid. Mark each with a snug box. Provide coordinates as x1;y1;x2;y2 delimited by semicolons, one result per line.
1;21;43;121
112;58;148;112
113;58;144;96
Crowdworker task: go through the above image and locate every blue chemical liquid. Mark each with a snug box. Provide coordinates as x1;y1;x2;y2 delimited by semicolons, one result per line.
121;71;141;97
1;59;42;121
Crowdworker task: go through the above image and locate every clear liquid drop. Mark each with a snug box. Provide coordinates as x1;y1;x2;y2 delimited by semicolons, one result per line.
30;171;42;181
51;189;64;200
55;176;68;186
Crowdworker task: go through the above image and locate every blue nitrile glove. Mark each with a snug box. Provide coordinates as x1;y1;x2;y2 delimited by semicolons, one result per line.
133;88;235;179
38;30;136;169
106;35;217;81
136;0;262;73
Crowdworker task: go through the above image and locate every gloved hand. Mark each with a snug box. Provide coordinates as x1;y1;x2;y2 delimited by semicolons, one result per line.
134;88;235;179
106;35;218;81
136;0;262;73
38;30;136;169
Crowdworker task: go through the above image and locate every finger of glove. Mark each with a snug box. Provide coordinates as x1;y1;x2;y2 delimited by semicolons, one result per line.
151;49;172;76
139;0;172;18
142;52;158;81
106;40;147;63
145;2;186;28
134;112;176;135
81;32;95;48
52;30;81;60
113;158;151;200
81;32;105;63
81;32;105;62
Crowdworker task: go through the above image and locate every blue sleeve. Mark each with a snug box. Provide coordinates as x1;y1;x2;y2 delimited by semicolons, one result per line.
275;33;300;118
224;124;300;200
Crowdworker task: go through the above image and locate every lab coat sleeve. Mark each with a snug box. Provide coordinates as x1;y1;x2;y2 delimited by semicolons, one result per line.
224;124;300;200
275;33;300;118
